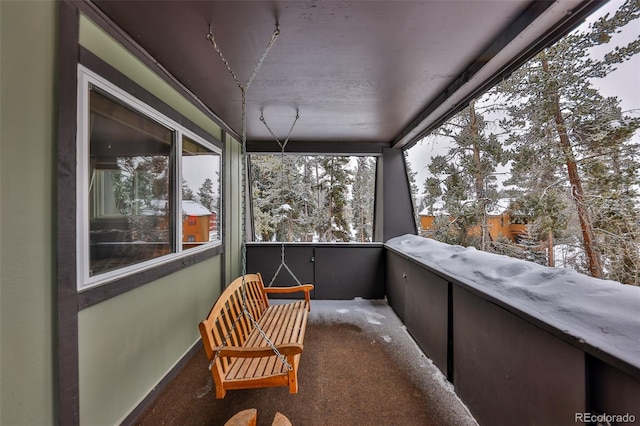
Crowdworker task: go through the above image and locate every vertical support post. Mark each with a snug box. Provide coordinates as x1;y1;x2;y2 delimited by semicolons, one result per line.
376;148;417;242
57;2;81;424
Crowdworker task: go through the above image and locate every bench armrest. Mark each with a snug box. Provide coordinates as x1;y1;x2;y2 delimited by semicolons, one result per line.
263;284;314;294
264;284;314;311
212;343;303;358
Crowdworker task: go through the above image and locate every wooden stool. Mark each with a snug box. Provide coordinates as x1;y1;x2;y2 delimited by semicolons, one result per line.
224;409;291;426
272;412;292;426
225;409;257;426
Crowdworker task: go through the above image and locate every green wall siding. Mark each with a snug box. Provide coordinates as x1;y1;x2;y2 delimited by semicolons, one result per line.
0;1;57;425
0;5;243;424
225;134;243;283
75;14;230;424
79;14;222;141
78;257;221;426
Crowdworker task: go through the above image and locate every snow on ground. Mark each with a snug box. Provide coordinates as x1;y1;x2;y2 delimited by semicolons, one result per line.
386;234;640;370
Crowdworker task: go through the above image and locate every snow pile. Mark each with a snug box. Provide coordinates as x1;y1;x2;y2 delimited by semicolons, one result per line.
386;234;640;370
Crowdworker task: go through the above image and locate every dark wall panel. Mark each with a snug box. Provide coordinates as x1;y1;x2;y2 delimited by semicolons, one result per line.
385;251;448;375
314;246;385;299
453;286;585;426
381;148;417;241
246;244;315;299
246;244;384;300
404;261;448;377
589;356;640;419
385;252;407;321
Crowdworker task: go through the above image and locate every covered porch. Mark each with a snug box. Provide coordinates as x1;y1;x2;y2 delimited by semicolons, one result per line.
1;1;638;426
126;240;639;425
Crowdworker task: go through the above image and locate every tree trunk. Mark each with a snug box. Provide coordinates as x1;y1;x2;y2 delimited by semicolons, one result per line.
541;52;602;278
327;161;334;241
469;100;488;250
547;230;555;267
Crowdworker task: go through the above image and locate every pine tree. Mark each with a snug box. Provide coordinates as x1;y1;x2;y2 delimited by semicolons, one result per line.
277;154;305;242
251;155;281;241
252;154;361;243
351;157;375;242
112;156;168;214
427;101;506;248
422;177;443;214
405;157;420;211
317;156;352;241
297;157;317;242
495;0;640;281
197;178;215;211
182;179;194;200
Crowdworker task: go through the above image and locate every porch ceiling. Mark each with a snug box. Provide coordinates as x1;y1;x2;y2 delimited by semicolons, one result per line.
90;0;601;152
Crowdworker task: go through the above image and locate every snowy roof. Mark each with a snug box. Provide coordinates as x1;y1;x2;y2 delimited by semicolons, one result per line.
418;200;445;216
182;200;213;216
486;198;512;216
140;199;214;216
386;234;640;372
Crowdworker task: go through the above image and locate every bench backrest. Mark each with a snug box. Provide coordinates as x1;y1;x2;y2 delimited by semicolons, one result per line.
199;274;269;366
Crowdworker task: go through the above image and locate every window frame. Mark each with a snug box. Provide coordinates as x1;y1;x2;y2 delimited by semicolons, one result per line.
76;65;222;290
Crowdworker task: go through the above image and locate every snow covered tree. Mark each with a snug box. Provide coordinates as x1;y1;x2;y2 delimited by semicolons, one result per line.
404;157;420;210
316;156;352;242
197;178;214;211
427;100;506;248
297;157;318;242
351;157;376;242
112;156;169;214
421;177;443;214
495;0;640;281
251;155;281;241
251;155;371;243
182;179;194;200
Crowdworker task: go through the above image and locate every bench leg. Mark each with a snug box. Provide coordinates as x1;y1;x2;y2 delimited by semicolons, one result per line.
215;385;227;399
287;369;298;394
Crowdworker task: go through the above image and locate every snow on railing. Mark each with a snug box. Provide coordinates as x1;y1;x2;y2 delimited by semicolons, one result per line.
386;234;640;372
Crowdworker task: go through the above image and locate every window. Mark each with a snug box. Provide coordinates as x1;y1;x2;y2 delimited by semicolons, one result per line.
250;155;376;242
181;135;220;250
77;66;221;289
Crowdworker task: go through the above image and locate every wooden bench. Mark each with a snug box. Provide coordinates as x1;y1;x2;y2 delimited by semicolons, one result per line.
199;273;313;399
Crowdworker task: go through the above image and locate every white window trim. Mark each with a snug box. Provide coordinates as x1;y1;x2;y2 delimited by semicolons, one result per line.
76;65;222;291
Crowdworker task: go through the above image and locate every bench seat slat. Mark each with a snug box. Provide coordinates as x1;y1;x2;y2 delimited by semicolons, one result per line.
227;302;308;381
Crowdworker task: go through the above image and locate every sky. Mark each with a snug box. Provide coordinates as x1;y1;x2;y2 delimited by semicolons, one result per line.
405;0;640;190
182;155;221;196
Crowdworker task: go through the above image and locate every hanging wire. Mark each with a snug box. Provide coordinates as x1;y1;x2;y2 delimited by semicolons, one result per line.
259;111;303;287
205;23;291;371
206;24;280;91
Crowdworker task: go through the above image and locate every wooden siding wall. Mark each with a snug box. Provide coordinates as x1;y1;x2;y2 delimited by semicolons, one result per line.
225;132;244;283
0;2;57;425
0;2;242;425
